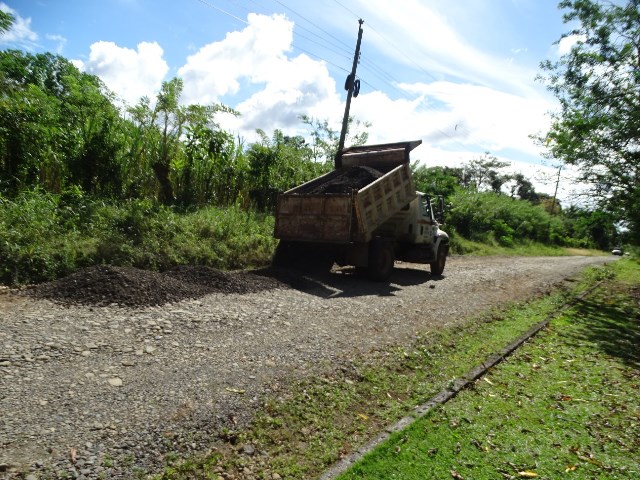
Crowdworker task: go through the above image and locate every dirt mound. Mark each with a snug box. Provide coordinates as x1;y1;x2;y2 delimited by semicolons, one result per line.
307;166;382;194
30;264;288;307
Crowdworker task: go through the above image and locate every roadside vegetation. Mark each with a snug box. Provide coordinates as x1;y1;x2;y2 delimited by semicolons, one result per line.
150;257;637;480
2;1;636;285
1;6;634;285
0;47;623;285
2;0;639;287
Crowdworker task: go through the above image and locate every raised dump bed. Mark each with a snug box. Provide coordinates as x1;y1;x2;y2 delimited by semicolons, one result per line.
274;141;419;244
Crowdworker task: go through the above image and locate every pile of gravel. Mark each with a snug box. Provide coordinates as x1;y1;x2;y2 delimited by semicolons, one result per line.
307;166;382;194
29;264;288;307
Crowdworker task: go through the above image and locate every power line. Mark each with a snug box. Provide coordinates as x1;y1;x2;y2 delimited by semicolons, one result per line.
240;0;354;57
194;0;488;154
331;0;360;20
196;0;248;25
271;0;354;52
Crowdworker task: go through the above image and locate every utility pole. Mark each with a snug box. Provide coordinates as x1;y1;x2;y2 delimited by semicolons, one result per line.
335;19;364;169
550;165;562;214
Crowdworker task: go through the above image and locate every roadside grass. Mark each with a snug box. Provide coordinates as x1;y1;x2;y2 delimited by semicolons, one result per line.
0;192;277;285
153;262;622;479
338;258;640;480
450;234;606;257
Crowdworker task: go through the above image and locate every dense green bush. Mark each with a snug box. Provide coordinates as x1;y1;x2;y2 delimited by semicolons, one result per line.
447;190;566;246
0;190;276;285
0;190;94;284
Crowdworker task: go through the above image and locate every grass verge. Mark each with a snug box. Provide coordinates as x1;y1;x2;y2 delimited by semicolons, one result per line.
339;258;640;479
450;234;606;257
0;191;276;285
152;261;627;480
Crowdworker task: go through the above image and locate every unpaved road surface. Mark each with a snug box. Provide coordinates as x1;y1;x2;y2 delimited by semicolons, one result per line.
0;256;615;479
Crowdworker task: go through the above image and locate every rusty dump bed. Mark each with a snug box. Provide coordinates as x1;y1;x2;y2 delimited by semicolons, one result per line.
274;141;420;244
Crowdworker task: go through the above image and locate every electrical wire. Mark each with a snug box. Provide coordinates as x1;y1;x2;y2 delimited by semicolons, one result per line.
270;0;354;52
196;0;248;25
195;0;488;153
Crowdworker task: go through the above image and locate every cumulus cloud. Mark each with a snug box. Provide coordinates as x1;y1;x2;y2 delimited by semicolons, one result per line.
179;13;342;139
232;54;340;131
179;13;295;104
0;2;38;48
75;41;169;105
350;81;553;158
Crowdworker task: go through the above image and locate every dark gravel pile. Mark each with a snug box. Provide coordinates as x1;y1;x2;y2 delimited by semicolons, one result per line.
29;264;288;307
307;166;382;194
165;265;285;294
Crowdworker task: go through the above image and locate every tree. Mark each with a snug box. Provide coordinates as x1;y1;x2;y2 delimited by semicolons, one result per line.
0;50;125;196
539;0;640;243
462;153;511;193
300;115;370;162
411;165;463;199
125;78;238;204
245;129;330;210
509;173;540;203
0;9;14;34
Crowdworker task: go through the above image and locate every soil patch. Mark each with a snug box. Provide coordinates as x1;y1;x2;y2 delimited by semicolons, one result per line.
307;166;382;194
29;264;289;307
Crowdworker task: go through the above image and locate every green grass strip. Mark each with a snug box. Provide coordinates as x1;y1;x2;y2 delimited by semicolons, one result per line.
338;259;640;479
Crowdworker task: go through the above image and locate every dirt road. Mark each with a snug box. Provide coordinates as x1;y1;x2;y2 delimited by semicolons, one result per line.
0;255;615;478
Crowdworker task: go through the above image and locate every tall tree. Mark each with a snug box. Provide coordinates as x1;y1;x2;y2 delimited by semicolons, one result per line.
539;0;640;243
126;78;237;204
462;153;511;193
0;50;124;195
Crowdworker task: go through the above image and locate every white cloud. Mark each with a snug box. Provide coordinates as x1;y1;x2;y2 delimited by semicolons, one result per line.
231;54;340;132
179;13;296;105
75;41;169;105
0;2;38;48
557;34;585;56
349;81;553;158
179;13;342;139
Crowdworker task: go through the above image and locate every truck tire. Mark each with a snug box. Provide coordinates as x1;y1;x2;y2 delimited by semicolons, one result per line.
430;243;448;275
367;238;394;281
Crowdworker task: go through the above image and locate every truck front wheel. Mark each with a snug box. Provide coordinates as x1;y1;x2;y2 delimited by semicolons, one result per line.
430;243;448;276
367;238;394;281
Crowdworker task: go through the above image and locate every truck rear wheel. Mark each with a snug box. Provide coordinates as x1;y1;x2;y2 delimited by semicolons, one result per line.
367;238;394;282
430;243;448;275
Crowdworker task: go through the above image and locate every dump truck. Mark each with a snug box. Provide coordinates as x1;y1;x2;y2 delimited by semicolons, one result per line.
273;140;449;281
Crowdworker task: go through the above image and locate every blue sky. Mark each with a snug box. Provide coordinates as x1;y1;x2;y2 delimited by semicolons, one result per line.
1;1;582;201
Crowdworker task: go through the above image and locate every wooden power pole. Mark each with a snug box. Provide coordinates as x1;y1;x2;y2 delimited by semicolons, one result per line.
335;19;364;169
550;165;562;214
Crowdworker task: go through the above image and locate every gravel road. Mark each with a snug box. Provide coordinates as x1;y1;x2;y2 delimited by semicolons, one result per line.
0;255;615;479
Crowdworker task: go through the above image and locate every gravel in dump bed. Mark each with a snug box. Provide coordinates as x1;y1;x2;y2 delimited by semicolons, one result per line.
29;264;289;307
307;165;383;194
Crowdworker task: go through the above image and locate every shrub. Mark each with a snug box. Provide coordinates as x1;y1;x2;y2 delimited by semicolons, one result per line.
0;190;277;285
447;190;566;246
